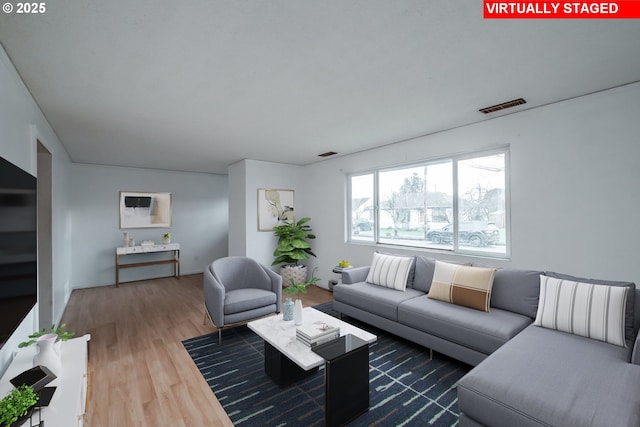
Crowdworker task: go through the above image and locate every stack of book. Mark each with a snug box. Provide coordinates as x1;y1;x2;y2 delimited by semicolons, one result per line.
296;322;340;347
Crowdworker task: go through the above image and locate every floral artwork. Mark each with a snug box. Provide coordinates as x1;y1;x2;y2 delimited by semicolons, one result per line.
258;189;294;231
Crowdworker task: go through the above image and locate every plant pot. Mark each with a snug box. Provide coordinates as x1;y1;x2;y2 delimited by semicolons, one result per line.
162;237;171;244
10;406;34;427
280;265;307;288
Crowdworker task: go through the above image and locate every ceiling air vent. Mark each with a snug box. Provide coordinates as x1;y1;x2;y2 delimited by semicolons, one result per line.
479;98;526;114
318;151;338;157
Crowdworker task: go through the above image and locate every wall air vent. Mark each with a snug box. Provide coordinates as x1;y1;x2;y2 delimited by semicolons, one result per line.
318;151;338;157
479;98;526;114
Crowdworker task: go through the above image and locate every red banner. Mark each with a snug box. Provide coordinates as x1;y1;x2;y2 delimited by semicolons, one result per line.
484;1;640;18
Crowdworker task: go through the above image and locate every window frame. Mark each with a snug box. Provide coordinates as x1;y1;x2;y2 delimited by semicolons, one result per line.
347;147;510;259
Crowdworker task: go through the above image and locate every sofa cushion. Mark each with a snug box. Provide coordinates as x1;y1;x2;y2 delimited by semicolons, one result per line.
413;256;472;293
333;281;424;321
411;255;435;293
366;252;414;291
534;275;629;347
398;297;531;355
546;271;636;342
224;288;277;314
427;261;496;311
489;268;542;318
457;325;638;427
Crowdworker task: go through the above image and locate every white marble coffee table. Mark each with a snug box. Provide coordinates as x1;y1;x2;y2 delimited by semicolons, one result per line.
247;306;376;383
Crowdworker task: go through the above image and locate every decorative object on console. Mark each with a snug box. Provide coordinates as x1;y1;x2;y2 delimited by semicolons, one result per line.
32;334;61;377
162;232;171;244
17;323;75;377
18;323;75;349
427;260;496;312
271;217;316;286
10;365;56;392
141;240;154;246
122;231;129;247
0;385;38;427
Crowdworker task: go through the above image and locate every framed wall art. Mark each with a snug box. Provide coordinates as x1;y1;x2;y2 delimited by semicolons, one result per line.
258;188;294;231
120;191;172;229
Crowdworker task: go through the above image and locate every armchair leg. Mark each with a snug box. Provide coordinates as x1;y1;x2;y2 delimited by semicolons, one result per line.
218;329;222;345
203;311;207;326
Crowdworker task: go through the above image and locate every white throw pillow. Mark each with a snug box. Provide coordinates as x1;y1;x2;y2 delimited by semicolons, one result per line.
366;252;413;291
534;275;629;347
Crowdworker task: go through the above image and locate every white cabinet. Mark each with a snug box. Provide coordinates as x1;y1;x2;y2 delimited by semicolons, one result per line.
0;334;90;427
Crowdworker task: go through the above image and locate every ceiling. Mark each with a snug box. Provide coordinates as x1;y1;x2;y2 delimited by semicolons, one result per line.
1;2;639;175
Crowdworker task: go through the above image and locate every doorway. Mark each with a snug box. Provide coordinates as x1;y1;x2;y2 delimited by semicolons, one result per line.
37;141;53;329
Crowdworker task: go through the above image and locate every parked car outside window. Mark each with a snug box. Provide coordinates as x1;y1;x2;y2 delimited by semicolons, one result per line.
426;221;499;247
352;218;372;231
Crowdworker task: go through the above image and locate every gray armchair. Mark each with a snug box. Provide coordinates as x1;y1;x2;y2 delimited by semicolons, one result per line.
203;256;282;343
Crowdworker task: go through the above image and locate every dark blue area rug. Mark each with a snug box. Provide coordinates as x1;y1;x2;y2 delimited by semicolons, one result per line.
183;303;470;426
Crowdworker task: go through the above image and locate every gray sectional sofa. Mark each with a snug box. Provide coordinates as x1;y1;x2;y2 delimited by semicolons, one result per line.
332;255;640;427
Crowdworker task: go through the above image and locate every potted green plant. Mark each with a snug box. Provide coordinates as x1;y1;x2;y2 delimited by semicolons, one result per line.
283;277;320;297
162;232;171;244
272;217;316;287
0;385;38;427
18;323;75;348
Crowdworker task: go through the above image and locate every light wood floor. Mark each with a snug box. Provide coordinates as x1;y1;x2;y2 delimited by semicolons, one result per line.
60;274;333;427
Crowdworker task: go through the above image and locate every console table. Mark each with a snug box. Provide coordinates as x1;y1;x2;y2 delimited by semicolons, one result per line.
0;334;91;427
115;243;180;287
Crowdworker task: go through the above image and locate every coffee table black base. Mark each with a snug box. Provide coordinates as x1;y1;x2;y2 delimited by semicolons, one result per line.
320;339;369;427
264;341;318;387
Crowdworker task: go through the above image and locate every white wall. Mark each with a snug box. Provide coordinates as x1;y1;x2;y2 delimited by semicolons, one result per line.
228;160;247;256
0;46;74;373
303;82;640;288
228;159;309;270
71;164;228;287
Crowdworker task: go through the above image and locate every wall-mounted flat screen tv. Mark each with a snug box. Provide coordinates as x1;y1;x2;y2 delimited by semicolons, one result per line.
0;155;37;349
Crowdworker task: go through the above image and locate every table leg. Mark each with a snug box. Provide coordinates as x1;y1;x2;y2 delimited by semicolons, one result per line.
263;341;317;387
324;344;369;426
115;254;120;287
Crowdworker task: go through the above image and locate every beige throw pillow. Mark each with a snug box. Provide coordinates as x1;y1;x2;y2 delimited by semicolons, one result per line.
427;261;496;312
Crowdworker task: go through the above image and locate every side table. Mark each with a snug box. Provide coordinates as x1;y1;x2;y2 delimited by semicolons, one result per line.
330;266;352;292
312;334;370;426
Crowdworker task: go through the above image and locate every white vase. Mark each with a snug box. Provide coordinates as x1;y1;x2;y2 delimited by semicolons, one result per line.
294;299;303;325
33;333;62;377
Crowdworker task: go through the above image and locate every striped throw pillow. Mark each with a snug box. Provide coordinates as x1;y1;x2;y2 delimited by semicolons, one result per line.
366;253;414;291
427;261;496;312
534;275;629;348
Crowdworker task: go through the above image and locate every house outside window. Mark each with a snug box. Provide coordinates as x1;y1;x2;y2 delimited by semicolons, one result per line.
348;148;509;257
